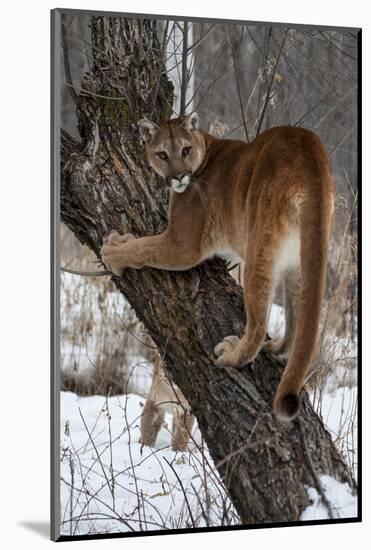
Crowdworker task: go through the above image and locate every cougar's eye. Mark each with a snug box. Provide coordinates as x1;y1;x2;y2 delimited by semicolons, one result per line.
182;146;192;157
156;151;168;161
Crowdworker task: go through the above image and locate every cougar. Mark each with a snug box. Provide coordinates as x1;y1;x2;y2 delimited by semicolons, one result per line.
101;113;335;421
139;358;194;451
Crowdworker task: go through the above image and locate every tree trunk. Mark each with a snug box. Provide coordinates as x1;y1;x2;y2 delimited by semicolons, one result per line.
59;15;356;524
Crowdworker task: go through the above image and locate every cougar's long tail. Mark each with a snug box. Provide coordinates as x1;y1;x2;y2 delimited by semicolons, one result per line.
273;174;334;421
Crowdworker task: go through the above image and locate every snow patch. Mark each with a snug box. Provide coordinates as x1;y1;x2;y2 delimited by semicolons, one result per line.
60;391;238;535
300;475;357;520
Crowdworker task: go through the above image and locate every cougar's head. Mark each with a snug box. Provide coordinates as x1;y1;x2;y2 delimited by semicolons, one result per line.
137;113;205;193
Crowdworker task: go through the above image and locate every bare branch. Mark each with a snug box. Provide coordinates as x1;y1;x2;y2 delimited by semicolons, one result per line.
188;24;215;53
256;29;288;136
149;21;170;117
61;266;111;277
329;119;357;158
61;15;79;106
227;27;250;142
180;22;189;116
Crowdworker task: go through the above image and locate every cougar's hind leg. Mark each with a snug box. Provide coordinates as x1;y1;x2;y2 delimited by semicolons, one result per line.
139;400;165;448
264;268;299;358
239;240;277;363
216;230;277;367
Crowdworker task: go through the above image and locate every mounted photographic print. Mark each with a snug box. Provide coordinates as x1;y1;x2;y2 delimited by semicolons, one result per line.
51;8;361;542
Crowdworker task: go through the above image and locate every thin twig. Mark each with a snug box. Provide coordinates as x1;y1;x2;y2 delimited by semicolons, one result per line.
180;22;189;116
163;456;196;528
297;417;336;519
61;15;79;106
69;451;74;536
329;120;357;158
61;266;111;277
256;29;288;136
106;397;116;512
187;24;215;53
216;416;262;468
60;477;136;532
115;313;158;350
227;27;250;142
78;408;115;502
149;21;170;117
123;395;143;530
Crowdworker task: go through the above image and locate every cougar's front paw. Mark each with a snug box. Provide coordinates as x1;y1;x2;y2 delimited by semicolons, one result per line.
100;230;135;276
214;335;241;367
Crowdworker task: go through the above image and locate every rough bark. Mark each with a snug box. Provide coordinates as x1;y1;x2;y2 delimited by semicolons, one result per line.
60;15;356;525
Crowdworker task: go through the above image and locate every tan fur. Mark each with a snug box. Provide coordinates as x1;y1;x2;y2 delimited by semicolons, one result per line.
101;113;335;421
139;358;194;451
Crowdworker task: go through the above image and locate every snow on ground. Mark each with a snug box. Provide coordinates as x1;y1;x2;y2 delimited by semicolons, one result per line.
60;391;238;536
268;303;285;340
300;475;357;520
60;297;358;535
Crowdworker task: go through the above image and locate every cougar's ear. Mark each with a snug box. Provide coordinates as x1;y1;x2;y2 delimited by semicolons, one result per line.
181;112;199;132
137;118;159;143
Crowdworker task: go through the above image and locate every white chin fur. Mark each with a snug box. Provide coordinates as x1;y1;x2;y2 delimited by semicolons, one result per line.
171;175;190;193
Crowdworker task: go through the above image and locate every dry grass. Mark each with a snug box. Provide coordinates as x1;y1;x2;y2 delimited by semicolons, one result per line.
60;224;156;397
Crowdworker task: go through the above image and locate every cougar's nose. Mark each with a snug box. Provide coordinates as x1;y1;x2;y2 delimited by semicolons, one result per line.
173;172;187;181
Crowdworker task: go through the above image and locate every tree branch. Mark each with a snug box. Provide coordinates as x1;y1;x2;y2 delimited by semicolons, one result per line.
60;266;111;277
61;15;79;106
180;22;189;116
